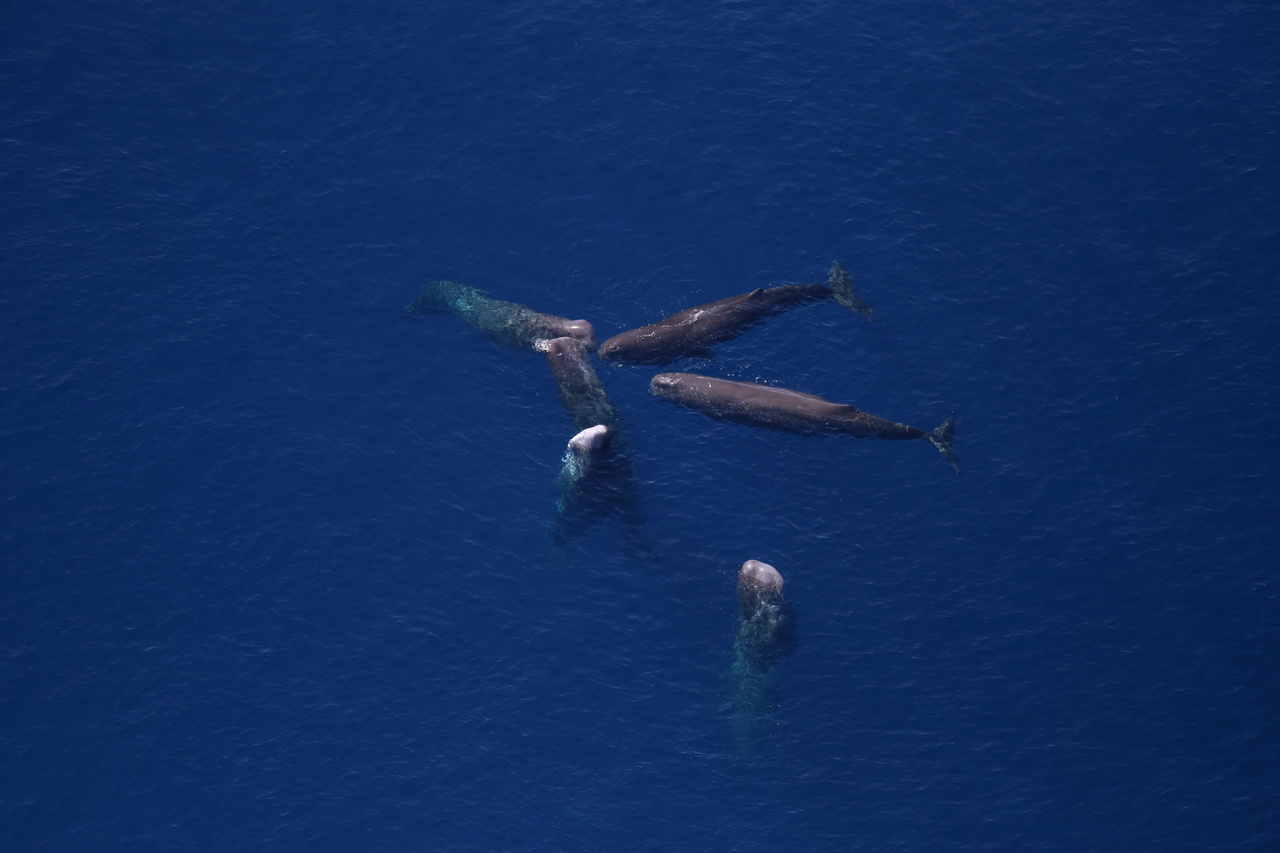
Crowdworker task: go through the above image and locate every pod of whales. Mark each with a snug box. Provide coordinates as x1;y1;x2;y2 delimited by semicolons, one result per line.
405;280;597;351
598;262;872;365
650;372;961;474
407;268;958;745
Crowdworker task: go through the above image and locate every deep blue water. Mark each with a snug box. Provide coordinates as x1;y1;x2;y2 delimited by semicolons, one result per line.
4;2;1279;850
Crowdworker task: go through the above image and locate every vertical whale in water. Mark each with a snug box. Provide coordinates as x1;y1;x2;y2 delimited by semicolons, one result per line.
728;560;796;752
557;424;612;488
405;280;597;351
543;338;649;555
550;424;634;550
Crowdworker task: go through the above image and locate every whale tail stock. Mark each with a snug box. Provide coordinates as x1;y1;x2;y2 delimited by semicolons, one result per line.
926;417;962;475
827;261;874;321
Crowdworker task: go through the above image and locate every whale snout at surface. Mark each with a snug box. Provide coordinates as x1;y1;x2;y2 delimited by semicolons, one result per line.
738;560;785;611
596;335;632;362
739;560;784;596
597;337;618;359
730;558;795;751
568;424;612;459
560;319;597;350
544;335;590;359
648;372;683;396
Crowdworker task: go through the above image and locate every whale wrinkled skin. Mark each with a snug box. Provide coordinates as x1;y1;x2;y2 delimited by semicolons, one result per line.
405;280;597;351
544;337;625;435
650;372;961;474
729;559;796;752
598;262;871;365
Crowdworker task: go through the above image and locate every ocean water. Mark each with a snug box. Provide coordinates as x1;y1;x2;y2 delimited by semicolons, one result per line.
3;2;1278;851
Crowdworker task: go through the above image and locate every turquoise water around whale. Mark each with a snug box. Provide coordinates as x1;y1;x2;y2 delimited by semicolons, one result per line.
3;2;1278;851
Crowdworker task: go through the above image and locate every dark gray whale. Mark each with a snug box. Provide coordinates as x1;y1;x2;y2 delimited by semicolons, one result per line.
598;262;872;365
728;560;796;752
543;337;626;436
405;280;597;351
650;372;961;474
560;424;612;484
551;424;634;549
734;560;795;673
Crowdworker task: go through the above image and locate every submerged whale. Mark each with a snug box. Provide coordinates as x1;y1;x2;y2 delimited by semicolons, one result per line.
650;372;961;474
405;280;597;351
598;262;872;365
559;424;613;485
728;560;796;751
548;423;649;557
735;560;795;672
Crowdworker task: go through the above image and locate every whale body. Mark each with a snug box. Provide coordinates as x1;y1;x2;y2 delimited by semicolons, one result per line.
598;262;871;365
735;560;794;672
650;372;961;474
405;280;597;351
543;337;625;436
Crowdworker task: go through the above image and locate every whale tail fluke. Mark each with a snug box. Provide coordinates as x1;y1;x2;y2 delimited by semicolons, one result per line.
926;417;961;475
828;261;874;321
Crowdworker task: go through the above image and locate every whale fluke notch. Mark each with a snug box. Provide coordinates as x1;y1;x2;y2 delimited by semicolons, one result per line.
926;417;961;475
827;261;874;321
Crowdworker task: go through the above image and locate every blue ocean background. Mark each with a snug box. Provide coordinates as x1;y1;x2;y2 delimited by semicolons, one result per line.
4;2;1278;850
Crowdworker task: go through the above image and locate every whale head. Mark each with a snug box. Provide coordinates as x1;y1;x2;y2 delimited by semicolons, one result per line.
543;336;588;358
739;560;784;596
649;372;685;398
561;319;597;349
568;424;612;459
738;559;785;613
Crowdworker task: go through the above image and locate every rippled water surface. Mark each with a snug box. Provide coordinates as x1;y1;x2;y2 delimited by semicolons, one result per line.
4;2;1278;850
